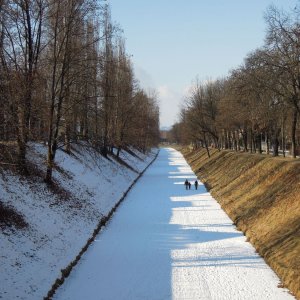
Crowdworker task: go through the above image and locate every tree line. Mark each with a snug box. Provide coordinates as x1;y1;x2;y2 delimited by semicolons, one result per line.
0;0;160;182
171;5;300;158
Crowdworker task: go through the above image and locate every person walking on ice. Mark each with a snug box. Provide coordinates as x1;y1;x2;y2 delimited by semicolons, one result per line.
188;182;191;190
194;180;198;190
184;179;189;190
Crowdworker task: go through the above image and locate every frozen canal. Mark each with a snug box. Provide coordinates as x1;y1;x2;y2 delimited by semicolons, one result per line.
54;148;293;300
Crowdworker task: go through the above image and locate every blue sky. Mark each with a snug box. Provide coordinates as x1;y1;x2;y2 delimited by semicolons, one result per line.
108;0;298;128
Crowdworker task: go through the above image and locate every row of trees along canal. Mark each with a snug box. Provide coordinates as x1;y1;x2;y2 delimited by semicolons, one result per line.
171;5;300;158
0;1;160;182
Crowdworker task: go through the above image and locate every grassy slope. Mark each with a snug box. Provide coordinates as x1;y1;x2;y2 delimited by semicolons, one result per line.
181;147;300;299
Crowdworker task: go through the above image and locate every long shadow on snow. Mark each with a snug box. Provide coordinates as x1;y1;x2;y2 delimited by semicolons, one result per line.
117;148;268;299
158;149;269;296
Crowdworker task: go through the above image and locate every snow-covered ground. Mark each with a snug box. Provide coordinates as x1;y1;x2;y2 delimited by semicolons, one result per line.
0;143;157;300
54;148;294;300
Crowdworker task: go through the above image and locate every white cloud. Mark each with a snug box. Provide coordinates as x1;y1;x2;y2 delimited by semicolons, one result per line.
157;85;183;128
133;65;187;128
157;85;171;98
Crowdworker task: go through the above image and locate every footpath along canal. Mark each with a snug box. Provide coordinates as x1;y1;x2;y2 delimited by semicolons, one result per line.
54;148;293;300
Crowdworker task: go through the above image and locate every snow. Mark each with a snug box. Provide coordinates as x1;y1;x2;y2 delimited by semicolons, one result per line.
54;148;294;300
0;143;156;300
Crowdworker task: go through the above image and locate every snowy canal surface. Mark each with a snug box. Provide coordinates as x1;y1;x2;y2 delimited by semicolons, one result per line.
54;148;293;300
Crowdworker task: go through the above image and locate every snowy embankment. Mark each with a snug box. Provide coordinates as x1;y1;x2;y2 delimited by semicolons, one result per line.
0;144;157;300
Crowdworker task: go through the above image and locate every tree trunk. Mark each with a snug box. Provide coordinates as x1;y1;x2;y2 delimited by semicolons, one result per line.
272;130;280;157
17;138;27;173
228;131;232;150
281;117;286;158
249;129;253;153
273;138;279;156
291;109;298;158
203;132;210;158
17;103;28;173
233;131;238;152
237;130;241;151
117;146;121;158
224;130;229;149
258;133;262;154
266;133;270;155
45;144;55;184
65;122;71;154
242;130;248;152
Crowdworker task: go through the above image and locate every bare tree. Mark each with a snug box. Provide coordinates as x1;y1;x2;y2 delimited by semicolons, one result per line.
45;0;98;182
263;5;300;157
0;1;160;175
1;0;45;171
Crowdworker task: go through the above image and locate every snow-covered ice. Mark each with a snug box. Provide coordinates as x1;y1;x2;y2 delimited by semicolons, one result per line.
54;148;294;300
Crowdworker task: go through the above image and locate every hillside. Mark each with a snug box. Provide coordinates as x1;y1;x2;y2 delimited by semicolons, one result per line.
181;147;300;299
0;143;157;299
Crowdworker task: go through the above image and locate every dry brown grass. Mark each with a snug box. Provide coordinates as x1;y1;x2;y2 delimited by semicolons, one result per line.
181;147;300;299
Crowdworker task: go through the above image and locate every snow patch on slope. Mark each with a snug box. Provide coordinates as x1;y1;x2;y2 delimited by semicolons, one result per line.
0;144;157;300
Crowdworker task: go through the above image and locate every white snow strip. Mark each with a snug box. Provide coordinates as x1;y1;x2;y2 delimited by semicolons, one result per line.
54;148;294;300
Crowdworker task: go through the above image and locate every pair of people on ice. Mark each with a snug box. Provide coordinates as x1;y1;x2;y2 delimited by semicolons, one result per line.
184;179;191;190
184;179;198;190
